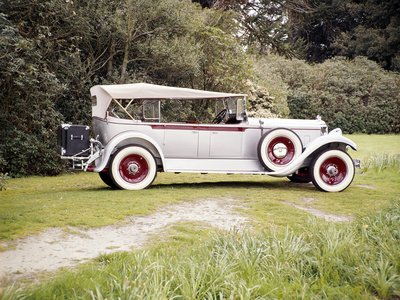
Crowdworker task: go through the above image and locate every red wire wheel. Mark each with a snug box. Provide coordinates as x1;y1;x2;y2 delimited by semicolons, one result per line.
310;148;355;192
110;145;157;190
258;128;303;172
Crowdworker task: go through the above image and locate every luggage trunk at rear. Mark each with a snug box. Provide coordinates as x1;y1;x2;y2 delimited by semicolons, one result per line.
57;125;90;156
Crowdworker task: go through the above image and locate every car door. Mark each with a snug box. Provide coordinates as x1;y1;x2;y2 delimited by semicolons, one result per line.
163;124;199;158
208;125;244;158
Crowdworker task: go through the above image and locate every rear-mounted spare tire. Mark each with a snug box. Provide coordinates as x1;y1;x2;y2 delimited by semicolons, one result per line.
257;128;303;172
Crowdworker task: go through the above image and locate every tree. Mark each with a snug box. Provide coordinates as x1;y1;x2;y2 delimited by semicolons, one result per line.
202;0;312;58
195;26;253;92
288;0;400;70
0;0;257;176
287;0;356;62
192;0;248;9
332;0;400;71
0;9;66;176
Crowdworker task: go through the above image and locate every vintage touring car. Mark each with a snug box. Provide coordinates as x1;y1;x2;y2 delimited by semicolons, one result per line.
57;83;358;192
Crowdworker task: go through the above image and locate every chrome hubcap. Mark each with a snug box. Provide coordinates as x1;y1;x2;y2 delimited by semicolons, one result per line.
127;162;140;175
327;165;339;176
273;143;288;158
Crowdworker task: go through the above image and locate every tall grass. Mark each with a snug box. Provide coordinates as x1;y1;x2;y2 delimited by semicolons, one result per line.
2;200;399;299
361;153;400;173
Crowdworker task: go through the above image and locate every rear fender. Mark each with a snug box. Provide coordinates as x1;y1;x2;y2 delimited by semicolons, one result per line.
268;130;357;177
93;131;165;172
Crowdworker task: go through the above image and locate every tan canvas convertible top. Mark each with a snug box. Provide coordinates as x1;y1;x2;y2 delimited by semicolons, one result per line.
90;83;247;119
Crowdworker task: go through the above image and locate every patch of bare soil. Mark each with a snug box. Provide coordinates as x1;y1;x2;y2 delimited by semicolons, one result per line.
281;200;355;223
354;184;375;189
0;197;355;284
0;198;248;283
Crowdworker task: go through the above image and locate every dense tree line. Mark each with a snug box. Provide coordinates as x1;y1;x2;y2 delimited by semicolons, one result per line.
260;55;400;133
0;0;399;176
289;0;400;70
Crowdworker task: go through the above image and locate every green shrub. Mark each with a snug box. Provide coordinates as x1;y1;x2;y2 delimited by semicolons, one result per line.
247;56;291;118
0;127;64;177
264;55;400;134
0;12;68;177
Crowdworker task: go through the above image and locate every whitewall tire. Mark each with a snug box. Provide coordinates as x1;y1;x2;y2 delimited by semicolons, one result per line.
110;145;157;190
257;128;303;172
99;172;118;189
310;148;355;192
287;167;311;183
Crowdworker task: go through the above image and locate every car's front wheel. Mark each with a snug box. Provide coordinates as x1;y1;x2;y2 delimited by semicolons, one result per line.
110;145;157;190
310;148;355;192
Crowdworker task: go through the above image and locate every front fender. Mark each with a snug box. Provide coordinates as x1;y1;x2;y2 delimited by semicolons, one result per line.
267;130;357;177
93;131;165;172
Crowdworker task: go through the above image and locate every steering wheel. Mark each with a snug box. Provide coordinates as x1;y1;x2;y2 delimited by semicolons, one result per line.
212;109;227;124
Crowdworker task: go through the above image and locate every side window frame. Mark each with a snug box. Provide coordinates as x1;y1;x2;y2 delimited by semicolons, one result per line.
143;100;161;122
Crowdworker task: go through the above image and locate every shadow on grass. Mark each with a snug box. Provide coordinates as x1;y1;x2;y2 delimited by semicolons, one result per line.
86;175;316;192
149;179;314;191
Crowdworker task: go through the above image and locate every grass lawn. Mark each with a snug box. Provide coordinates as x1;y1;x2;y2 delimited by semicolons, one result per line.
0;134;399;243
0;134;399;299
345;133;400;159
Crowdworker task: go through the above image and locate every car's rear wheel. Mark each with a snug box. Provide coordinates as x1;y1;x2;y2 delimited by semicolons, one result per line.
257;128;303;172
310;148;355;192
99;172;118;188
287;167;311;183
110;145;157;190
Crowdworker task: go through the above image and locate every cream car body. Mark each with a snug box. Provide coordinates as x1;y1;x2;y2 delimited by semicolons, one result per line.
58;83;357;192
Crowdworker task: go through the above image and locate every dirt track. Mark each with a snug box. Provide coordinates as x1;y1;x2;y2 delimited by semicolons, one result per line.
0;198;248;282
0;197;353;283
